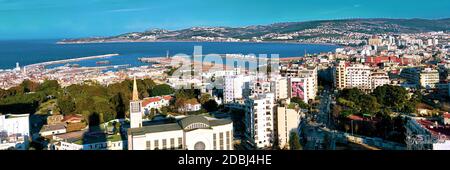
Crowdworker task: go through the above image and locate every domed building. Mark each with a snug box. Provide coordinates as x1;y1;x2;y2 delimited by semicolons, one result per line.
127;78;233;150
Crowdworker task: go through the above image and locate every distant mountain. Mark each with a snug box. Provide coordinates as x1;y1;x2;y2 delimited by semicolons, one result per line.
59;18;450;45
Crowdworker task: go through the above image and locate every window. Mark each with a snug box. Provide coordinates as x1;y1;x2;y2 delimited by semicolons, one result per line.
178;137;183;149
213;134;217;150
226;131;230;150
219;132;224;150
170;138;175;150
194;142;206;150
146;141;151;150
154;140;159;150
162;139;167;150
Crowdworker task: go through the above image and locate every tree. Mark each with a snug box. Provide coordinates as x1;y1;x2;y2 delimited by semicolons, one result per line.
291;97;310;109
114;121;121;135
289;131;302;150
199;94;211;105
372;85;408;111
57;96;75;115
151;84;174;97
203;100;218;112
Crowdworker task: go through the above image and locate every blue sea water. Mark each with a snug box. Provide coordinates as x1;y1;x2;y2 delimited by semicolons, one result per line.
0;40;339;69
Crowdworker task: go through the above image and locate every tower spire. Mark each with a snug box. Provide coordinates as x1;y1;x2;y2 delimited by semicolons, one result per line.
132;76;139;101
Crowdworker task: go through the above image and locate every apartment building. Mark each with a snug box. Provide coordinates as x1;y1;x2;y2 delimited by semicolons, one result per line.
244;93;276;148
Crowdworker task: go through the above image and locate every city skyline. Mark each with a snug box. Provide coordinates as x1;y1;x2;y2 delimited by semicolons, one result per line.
1;0;450;40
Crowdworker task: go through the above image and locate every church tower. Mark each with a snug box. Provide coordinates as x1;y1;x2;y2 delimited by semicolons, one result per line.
130;77;143;128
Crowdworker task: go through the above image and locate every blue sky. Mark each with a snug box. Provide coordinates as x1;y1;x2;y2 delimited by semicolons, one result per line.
0;0;449;39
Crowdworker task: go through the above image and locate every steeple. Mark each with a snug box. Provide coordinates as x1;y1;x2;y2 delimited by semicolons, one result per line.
132;76;139;101
130;76;143;129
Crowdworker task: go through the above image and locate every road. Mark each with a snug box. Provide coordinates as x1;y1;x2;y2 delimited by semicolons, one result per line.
300;86;335;150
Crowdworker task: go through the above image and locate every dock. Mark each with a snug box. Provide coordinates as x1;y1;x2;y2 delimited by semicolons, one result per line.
25;54;120;68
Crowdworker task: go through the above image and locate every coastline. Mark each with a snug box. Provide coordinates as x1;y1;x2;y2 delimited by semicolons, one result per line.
56;39;340;46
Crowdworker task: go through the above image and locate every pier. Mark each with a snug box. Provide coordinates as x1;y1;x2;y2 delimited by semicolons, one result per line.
25;54;120;68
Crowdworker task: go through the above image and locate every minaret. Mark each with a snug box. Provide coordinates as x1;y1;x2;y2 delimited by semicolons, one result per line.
130;77;143;128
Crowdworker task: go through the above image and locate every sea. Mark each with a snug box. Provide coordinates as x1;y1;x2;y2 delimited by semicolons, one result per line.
0;39;340;70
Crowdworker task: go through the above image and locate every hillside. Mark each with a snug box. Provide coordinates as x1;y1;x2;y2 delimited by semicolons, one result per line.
59;18;450;45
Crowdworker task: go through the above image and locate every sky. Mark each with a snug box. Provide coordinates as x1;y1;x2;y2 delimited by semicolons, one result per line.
0;0;450;40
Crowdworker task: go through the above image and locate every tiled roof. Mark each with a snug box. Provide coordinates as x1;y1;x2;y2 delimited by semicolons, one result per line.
142;95;173;107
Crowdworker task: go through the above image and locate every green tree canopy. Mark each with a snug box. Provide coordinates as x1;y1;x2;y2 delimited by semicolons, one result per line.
151;84;174;97
289;131;302;150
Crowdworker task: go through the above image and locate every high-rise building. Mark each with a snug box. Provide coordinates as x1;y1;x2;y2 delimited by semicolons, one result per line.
245;93;275;148
419;68;439;89
400;67;440;89
271;76;288;100
333;61;372;91
371;71;390;89
275;106;301;149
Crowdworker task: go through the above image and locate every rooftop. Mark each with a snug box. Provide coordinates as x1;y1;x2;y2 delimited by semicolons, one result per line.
40;123;66;132
128;115;232;136
416;119;450;137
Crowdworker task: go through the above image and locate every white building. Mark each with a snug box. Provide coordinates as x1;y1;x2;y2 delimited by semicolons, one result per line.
224;75;254;103
345;64;372;91
141;95;173;115
130;77;143;129
178;99;202;112
0;114;30;150
128;115;233;150
245;93;275;148
419;68;439;89
271;76;288;100
276;106;302;149
39;124;67;137
288;76;316;104
371;71;390;90
55;133;126;150
333;61;373;91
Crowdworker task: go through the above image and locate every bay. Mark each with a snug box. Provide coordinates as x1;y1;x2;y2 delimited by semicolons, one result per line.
0;40;339;69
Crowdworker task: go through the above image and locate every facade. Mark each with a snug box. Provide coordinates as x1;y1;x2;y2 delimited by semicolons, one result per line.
179;98;202;112
39;123;67;137
419;68;439;89
224;75;253;103
0;114;30;150
288;77;316;103
271;76;288;100
400;67;440;89
54;133;126;150
371;71;390;89
280;64;318;100
276;106;301;149
345;64;372;91
128;115;233;150
333;61;347;90
245;93;275;148
333;61;372;91
142;95;172;115
251;80;272;96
